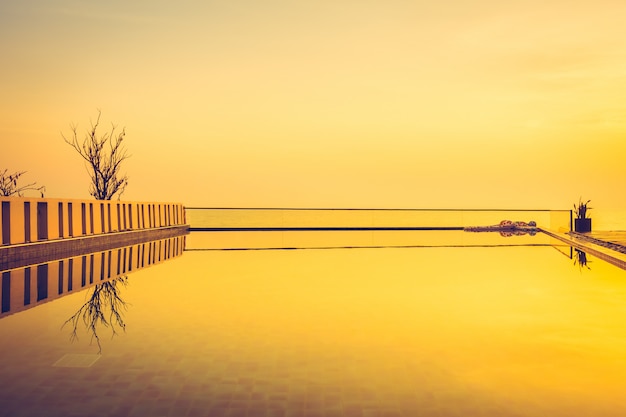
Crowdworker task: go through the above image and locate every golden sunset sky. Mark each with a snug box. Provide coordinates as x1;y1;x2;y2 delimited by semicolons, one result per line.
1;0;625;209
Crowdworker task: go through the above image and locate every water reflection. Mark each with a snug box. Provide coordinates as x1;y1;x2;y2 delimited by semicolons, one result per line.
2;232;626;416
0;236;185;350
574;248;591;270
185;229;551;251
62;275;129;353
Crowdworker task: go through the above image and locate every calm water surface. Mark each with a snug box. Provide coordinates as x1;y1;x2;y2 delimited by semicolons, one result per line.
1;231;626;416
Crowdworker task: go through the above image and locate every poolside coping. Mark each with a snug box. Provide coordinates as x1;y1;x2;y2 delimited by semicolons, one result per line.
0;225;189;271
540;228;626;271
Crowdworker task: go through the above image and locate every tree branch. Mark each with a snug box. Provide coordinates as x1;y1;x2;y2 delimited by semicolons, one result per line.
62;110;130;200
0;169;45;197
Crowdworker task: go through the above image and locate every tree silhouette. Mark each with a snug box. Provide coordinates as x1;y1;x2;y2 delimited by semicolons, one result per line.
62;110;129;200
0;169;45;197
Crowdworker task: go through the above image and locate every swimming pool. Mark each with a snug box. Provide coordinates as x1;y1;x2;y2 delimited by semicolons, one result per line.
1;230;626;417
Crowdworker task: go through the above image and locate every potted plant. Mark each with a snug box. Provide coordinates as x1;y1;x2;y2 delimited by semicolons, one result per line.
573;198;592;232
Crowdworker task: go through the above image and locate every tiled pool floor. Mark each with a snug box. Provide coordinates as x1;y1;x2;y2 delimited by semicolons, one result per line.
0;332;562;417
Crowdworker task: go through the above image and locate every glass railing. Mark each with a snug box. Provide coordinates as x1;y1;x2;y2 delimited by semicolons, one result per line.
186;208;571;231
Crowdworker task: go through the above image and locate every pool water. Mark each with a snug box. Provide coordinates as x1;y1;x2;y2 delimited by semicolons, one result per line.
2;231;626;417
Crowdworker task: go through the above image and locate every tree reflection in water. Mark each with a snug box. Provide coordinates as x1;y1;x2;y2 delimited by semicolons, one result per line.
62;276;129;353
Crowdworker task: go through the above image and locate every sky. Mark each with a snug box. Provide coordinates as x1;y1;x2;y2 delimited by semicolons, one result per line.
1;0;626;210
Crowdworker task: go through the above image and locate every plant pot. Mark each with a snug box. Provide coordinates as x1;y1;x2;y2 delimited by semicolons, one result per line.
574;218;592;233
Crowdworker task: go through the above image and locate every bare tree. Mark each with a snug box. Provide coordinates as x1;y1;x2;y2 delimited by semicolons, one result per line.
62;110;129;200
0;169;45;197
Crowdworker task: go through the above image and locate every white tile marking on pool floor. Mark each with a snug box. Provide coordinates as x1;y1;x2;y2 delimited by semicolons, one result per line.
52;353;101;368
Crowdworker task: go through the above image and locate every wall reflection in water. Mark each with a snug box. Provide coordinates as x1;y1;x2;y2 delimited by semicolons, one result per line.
0;235;185;321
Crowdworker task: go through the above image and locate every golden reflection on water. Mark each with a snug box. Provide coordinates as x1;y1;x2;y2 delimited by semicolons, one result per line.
2;232;626;416
122;235;626;416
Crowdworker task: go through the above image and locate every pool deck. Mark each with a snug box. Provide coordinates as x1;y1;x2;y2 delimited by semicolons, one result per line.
540;228;626;270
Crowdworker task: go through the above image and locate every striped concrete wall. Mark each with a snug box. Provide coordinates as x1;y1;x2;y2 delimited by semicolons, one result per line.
1;197;186;246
